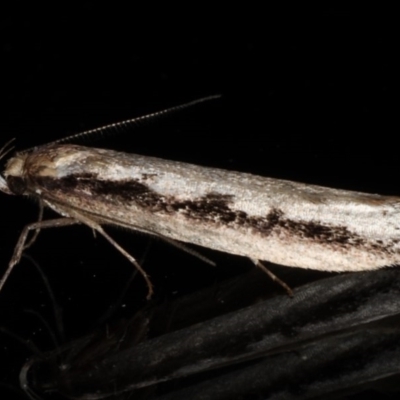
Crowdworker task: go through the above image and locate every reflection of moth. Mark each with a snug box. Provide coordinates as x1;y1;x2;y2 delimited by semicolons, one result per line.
1;95;400;298
23;269;400;399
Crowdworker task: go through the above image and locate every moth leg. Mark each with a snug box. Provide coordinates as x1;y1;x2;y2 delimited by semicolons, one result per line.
23;200;44;251
151;233;216;267
251;259;293;297
93;225;154;300
0;218;79;293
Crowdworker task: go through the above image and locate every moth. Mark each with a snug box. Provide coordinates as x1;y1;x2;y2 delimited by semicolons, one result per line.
1;96;400;298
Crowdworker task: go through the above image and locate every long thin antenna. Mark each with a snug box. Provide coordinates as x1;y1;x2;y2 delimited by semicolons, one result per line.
45;95;221;147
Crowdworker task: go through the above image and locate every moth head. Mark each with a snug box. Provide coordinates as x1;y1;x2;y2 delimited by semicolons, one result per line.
0;140;29;195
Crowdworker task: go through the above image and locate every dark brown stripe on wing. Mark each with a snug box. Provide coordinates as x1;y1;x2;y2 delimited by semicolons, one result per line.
34;174;393;255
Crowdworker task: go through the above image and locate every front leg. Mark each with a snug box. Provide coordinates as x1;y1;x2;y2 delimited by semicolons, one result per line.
0;218;79;292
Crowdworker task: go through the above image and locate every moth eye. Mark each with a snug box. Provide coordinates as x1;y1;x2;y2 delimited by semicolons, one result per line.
7;176;27;195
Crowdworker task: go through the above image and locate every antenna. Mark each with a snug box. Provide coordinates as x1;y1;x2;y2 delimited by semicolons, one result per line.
46;94;221;147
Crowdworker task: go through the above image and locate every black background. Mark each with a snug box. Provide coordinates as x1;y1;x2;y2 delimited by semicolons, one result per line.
0;5;397;399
